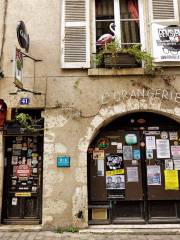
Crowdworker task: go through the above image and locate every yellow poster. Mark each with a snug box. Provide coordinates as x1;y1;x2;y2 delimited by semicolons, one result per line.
164;170;179;190
106;169;124;176
15;192;31;197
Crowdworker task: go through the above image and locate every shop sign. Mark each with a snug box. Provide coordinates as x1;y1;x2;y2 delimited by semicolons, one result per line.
13;47;23;88
57;156;70;167
17;21;29;52
152;24;180;62
16;164;31;177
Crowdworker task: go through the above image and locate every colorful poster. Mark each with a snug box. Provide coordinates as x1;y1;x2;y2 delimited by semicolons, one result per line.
146;136;156;150
156;139;170;159
106;175;125;189
171;146;180;158
147;165;161;185
169;132;178;141
152;24;180;62
106;155;123;170
126;167;139;182
164;170;179;190
133;149;141;160
123;146;133;160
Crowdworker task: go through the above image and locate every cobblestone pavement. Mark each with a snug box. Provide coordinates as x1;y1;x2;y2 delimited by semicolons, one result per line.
0;231;180;240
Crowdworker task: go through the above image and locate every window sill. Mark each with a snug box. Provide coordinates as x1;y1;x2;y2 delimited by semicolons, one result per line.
88;68;145;76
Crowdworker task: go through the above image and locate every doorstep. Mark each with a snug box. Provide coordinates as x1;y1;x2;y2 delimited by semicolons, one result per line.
79;224;180;235
0;225;42;231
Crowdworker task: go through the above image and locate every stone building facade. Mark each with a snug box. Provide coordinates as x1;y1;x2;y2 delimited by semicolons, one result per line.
1;0;180;229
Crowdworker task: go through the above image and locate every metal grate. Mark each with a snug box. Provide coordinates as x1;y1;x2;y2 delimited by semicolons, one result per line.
65;0;86;22
152;0;175;20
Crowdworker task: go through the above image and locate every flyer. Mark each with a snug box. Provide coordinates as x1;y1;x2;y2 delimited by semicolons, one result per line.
156;139;170;159
97;159;104;176
146;149;153;159
165;159;174;170
171;146;180;158
169;132;178;141
173;159;180;170
164;170;179;190
123;146;133;160
133;149;141;160
147;165;161;185
126;167;139;182
106;175;125;189
146;136;156;150
93;150;104;160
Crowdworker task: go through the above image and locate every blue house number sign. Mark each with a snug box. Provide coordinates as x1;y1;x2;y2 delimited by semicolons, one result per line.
20;98;30;105
57;156;70;168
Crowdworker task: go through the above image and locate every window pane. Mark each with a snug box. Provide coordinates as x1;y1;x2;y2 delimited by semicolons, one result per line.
96;0;114;20
119;0;140;45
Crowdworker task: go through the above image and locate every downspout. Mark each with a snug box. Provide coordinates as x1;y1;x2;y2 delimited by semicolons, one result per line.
0;0;8;79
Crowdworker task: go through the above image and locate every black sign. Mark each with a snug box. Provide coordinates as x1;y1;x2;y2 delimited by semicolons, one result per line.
16;21;29;52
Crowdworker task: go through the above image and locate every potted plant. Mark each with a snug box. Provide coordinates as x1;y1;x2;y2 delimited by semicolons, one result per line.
95;41;155;74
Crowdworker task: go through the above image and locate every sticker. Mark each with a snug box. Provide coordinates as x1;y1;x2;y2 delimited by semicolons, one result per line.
27;158;31;166
132;160;138;165
146;136;156;150
133;149;141;160
106;155;123;170
12;149;21;155
146;149;153;159
12;197;17;206
127;167;139;182
171;146;180;158
32;168;37;173
13;144;22;149
97;159;104;176
32;153;38;157
32;159;38;165
156;139;170;159
16;164;31;177
15;192;31;197
97;138;110;149
125;134;137;145
147;165;161;185
117;149;123;154
137;118;146;124
123;146;133;160
169;132;178;140
22;147;27;151
148;126;159;130
164;170;179;190
11;156;18;165
160;131;168;139
174;141;179;146
7;148;12;152
145;131;160;135
117;143;122;150
106;175;125;189
12;180;16;185
140;141;145;147
106;169;124;176
22;157;26;164
32;186;37;192
165;159;174;170
27;149;32;157
93;150;104;160
111;142;118;145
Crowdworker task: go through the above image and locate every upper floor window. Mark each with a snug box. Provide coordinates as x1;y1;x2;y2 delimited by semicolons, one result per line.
96;0;141;50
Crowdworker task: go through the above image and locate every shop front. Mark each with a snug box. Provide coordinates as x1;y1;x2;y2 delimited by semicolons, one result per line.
88;112;180;224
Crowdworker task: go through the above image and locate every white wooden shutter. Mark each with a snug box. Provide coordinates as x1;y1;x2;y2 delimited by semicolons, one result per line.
150;0;179;23
61;0;90;68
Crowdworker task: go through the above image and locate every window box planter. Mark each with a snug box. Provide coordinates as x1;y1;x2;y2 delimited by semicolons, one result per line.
103;52;140;68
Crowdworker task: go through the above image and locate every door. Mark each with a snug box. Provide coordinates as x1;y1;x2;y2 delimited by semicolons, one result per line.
2;135;43;224
88;113;180;224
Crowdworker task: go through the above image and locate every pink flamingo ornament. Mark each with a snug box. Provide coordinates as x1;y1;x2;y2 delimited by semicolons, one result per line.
96;23;115;46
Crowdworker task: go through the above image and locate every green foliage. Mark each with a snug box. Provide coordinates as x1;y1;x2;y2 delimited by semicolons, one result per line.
55;226;79;234
95;41;156;74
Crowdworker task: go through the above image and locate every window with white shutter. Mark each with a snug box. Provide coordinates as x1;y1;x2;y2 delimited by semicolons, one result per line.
61;0;90;68
149;0;180;62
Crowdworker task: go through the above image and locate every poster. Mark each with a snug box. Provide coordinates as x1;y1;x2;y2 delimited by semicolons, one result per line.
127;167;139;182
165;159;174;170
173;159;180;170
133;149;141;160
97;159;104;176
106;155;123;170
106;175;125;189
146;149;153;159
171;146;180;158
152;24;180;62
93;150;104;160
164;170;179;190
123;146;133;160
147;165;161;185
169;132;178;141
146;136;156;150
106;169;124;176
156;139;170;159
